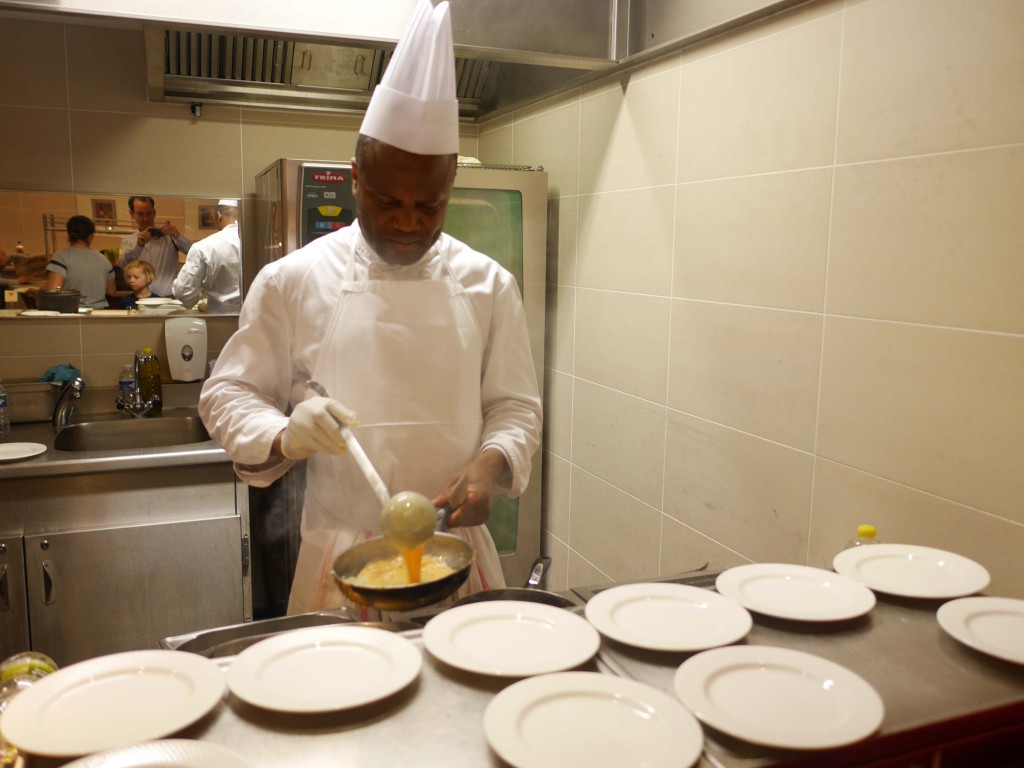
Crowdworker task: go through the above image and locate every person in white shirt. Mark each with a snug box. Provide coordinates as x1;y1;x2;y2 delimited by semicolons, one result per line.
119;196;192;296
199;0;541;614
172;199;241;313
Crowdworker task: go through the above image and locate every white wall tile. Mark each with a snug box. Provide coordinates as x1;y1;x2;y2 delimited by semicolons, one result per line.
664;411;812;563
837;0;1024;162
512;102;581;197
569;467;662;582
828;147;1024;334
668;301;822;451
542;450;571;544
674;169;831;311
576;186;675;295
579;69;680;194
818;317;1024;522
571;379;666;509
574;289;670;404
544;369;572;460
677;14;841;181
660;515;752;577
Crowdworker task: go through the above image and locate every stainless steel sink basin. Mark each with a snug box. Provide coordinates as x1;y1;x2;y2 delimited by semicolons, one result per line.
54;414;211;452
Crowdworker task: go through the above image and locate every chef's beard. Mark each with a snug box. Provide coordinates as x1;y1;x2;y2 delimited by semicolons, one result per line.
354;216;441;266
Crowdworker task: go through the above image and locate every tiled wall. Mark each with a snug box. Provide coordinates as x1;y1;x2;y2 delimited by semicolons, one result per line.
479;0;1024;597
0;315;240;389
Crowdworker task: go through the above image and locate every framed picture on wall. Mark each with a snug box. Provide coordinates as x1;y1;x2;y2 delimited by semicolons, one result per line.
199;205;218;229
92;199;116;222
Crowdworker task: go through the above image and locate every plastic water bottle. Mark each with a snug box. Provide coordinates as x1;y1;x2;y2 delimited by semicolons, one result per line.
118;363;136;407
0;379;9;442
845;524;879;550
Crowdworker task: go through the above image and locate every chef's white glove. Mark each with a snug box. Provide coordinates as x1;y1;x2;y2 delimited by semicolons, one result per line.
279;397;358;460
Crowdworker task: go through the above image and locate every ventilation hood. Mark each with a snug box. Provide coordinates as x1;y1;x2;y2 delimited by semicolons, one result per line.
142;0;620;122
1;0;802;123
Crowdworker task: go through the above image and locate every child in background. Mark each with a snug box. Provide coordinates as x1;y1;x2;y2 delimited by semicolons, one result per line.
121;260;158;310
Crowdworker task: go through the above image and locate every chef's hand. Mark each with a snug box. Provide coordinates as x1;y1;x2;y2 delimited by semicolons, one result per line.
277;397;358;460
435;449;509;528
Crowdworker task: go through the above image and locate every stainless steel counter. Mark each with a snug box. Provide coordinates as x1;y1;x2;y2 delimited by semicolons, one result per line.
0;410;228;480
14;578;1024;768
594;590;1024;767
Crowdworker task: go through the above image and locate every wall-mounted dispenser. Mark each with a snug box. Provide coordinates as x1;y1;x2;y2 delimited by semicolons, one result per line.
164;317;208;381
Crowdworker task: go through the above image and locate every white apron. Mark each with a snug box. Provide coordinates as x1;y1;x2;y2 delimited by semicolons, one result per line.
287;238;505;615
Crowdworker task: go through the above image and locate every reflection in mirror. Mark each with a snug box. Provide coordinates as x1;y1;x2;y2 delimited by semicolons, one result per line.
0;190;242;314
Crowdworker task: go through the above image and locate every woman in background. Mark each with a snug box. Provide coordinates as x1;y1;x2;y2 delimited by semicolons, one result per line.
45;215;116;309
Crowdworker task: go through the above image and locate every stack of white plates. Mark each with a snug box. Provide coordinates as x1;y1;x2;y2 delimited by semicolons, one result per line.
137;298;184;315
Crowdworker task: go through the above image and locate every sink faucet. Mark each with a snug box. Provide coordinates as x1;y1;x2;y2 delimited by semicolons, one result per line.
52;377;85;428
116;355;161;418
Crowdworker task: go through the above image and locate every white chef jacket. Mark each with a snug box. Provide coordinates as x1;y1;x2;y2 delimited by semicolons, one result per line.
200;222;542;606
172;222;241;313
120;231;193;297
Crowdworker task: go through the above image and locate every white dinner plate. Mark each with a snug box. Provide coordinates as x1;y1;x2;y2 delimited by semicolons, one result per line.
715;563;876;621
137;305;183;315
226;625;421;713
136;297;182;306
423;600;600;677
77;307;93;314
63;739;249;768
674;645;884;750
937;596;1024;665
485;671;703;768
833;544;990;599
0;442;46;463
0;650;225;758
584;582;752;651
19;309;62;317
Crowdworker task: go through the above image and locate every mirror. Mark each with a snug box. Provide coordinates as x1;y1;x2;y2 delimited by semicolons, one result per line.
0;189;242;314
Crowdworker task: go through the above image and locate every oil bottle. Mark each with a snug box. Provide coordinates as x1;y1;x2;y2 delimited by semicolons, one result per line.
136;347;162;415
844;524;878;550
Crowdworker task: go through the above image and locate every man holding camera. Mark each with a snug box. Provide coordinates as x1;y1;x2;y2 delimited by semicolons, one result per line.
119;195;193;297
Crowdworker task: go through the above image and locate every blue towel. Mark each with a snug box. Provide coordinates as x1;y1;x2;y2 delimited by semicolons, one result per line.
38;364;82;382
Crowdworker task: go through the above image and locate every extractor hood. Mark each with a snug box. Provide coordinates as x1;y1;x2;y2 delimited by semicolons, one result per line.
143;0;620;122
1;0;804;122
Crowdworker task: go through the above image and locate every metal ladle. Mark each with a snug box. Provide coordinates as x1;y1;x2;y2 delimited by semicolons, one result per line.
305;380;438;550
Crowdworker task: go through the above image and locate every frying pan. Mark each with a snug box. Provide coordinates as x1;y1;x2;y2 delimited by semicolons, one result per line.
452;556;577;609
331;533;474;611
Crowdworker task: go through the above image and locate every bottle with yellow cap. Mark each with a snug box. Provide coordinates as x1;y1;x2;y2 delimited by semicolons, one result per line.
844;524;879;550
136;347;162;416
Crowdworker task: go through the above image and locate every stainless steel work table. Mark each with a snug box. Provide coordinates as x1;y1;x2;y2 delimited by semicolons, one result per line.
14;575;1024;768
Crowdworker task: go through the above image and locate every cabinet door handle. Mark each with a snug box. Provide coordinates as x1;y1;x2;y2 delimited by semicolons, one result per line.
0;564;8;611
41;560;56;605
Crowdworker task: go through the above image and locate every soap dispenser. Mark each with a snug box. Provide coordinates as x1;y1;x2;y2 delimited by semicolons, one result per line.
164;317;208;381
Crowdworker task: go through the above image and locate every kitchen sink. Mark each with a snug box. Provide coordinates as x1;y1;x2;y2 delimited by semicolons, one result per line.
54;414;211;452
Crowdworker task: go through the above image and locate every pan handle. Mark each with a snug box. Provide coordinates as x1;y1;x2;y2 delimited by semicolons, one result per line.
436;474;469;532
525;555;551;589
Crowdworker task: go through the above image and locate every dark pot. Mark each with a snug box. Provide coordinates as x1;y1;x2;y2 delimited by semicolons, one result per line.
34;290;81;314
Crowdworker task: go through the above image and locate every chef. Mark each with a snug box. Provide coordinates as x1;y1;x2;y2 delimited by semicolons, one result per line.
199;0;542;614
172;199;242;313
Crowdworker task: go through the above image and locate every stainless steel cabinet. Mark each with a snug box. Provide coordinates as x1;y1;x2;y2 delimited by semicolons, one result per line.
24;517;245;665
0;535;28;659
1;457;251;667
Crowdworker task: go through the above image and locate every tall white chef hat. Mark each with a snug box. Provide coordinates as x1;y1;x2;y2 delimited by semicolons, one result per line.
217;199;238;207
359;0;458;155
